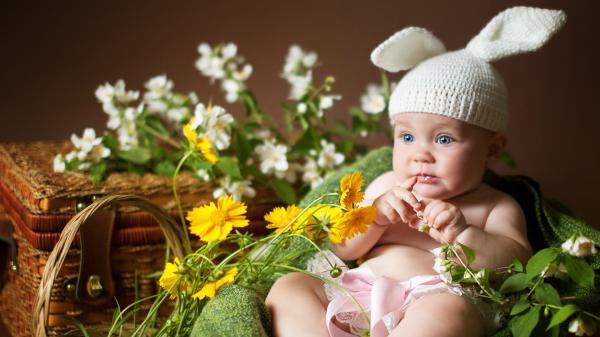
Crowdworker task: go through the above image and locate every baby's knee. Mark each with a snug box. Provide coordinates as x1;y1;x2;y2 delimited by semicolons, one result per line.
266;272;321;306
407;293;484;336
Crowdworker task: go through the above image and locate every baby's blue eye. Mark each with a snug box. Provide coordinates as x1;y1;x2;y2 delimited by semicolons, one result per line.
402;133;414;143
436;135;454;145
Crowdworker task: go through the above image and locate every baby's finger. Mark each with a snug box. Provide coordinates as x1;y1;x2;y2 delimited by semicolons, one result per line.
392;187;421;210
384;196;410;223
423;200;445;222
431;210;452;230
399;176;418;191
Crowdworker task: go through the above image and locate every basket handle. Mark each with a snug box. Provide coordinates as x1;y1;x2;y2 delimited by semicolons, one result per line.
33;194;191;337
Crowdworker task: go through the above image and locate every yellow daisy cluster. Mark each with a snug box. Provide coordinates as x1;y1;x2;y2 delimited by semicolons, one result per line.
263;171;376;244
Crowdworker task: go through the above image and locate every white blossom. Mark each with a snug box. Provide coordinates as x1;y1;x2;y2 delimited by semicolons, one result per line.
144;74;173;101
53;155;66;173
297;102;307;114
255;140;289;175
360;84;386;114
282;45;317;76
71;128;103;155
569;317;595;336
276;162;301;183
196;169;211;182
113;80;140;104
431;247;453;284
317;94;341;117
302;158;323;188
317;140;344;170
562;235;598;257
213;177;256;201
287;72;312;100
190;104;234;150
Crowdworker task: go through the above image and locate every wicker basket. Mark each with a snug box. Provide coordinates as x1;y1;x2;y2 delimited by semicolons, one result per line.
0;142;281;336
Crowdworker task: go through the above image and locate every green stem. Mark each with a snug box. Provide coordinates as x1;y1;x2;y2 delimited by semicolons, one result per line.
143;124;182;149
435;229;504;304
173;150;194;252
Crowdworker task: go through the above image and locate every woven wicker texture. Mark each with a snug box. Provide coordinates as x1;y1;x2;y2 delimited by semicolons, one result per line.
0;141;278;214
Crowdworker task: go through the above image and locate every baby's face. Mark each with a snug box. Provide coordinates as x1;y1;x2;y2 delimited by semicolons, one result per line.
392;113;496;201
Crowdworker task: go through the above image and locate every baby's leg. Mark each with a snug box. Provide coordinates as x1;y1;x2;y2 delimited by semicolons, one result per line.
266;272;330;337
390;293;484;337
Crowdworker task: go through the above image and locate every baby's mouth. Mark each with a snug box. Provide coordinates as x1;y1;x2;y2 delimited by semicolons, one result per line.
416;173;438;184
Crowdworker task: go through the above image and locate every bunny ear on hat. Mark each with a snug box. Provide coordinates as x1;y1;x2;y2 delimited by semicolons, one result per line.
466;6;567;62
371;27;446;72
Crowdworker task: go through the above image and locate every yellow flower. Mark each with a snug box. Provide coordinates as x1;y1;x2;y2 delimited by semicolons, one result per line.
187;195;249;242
183;119;219;164
198;136;219;164
339;172;365;209
300;205;343;242
192;267;238;300
329;206;376;244
183;119;198;144
264;205;303;234
158;258;190;299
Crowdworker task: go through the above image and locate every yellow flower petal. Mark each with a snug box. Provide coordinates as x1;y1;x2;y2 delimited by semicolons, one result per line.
265;205;303;233
329;206;376;244
339;172;365;209
192;267;238;300
183;119;198;145
198;136;219;164
187;195;249;242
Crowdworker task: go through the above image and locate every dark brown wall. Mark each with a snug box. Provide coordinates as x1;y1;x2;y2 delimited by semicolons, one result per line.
1;1;599;226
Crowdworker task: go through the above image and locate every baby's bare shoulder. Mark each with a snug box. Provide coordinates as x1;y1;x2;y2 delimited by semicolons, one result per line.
480;184;528;240
364;171;395;198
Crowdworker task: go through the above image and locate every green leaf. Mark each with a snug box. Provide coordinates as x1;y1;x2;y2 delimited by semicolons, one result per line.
154;160;176;177
291;128;320;155
510;306;540;337
270;179;297;204
117;147;153;165
511;258;524;273
534;283;561;306
102;133;119;152
145;115;171;136
500;273;530;294
510;300;531;316
546;304;579;330
526;248;559;280
457;243;476;265
216;156;243;180
563;254;595;288
89;162;107;184
234;129;252;164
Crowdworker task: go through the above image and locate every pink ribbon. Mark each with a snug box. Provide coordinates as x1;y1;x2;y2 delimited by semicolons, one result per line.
325;267;444;337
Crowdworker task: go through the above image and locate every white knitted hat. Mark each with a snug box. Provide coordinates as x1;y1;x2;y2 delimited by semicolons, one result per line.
371;7;567;132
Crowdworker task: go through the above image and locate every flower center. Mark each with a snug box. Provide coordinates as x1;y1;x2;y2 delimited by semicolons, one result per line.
213;210;227;226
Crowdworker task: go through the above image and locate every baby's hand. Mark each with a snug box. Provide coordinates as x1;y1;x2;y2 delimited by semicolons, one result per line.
421;200;467;243
372;177;422;227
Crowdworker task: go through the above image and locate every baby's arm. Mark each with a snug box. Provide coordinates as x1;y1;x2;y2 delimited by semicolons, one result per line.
454;193;532;269
331;171;421;260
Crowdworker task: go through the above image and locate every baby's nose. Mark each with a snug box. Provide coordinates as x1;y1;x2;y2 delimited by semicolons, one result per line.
412;150;434;163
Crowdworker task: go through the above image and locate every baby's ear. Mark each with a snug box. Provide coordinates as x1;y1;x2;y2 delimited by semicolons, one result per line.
486;133;507;166
466;6;566;62
371;27;446;72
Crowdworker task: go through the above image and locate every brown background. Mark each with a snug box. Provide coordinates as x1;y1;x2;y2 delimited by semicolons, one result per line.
0;0;599;228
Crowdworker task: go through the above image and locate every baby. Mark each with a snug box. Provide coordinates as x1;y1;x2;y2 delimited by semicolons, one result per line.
266;7;566;337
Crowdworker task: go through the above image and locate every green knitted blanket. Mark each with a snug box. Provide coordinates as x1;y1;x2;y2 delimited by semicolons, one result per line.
191;147;600;337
